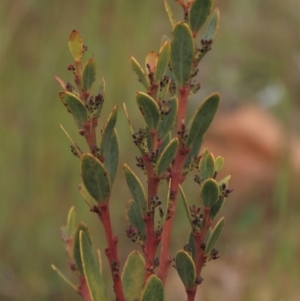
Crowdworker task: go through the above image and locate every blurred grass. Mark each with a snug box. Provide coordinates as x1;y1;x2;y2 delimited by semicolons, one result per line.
0;0;299;300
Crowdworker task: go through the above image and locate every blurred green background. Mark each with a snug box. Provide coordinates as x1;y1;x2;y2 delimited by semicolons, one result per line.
1;0;299;300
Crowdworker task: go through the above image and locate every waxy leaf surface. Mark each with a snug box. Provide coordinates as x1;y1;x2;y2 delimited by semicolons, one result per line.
122;251;145;301
189;0;212;36
136;92;160;130
131;56;150;90
170;22;194;87
203;8;220;41
176;250;196;289
154;41;170;84
80;231;108;301
205;217;225;254
126;200;146;242
59;92;88;127
81;154;111;203
157;138;178;176
82;57;96;91
123;164;147;214
140;275;164;301
73;223;91;275
200;178;219;208
185;93;219;148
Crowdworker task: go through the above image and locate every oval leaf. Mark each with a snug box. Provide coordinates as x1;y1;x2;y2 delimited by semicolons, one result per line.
136;92;160;130
183;135;203;170
59;92;88;127
185;93;220;148
175;250;196;289
82;57;96;92
69;30;83;62
122;251;145;301
140;275;164;301
210;195;225;220
200;178;220;208
99;105;118;156
131;56;150;90
157;138;179;176
215;155;224;171
203;8;220;41
158;97;178;140
154;41;170;84
199;151;215;180
101;130;119;184
126;200;146;242
73;223;91;274
189;0;212;36
170;22;194;86
205;217;225;254
123;164;147;214
81;154;111;203
80;231;108;301
79;183;98;207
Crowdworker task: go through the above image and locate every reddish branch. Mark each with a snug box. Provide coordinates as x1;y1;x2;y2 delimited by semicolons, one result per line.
158;85;190;283
98;203;125;301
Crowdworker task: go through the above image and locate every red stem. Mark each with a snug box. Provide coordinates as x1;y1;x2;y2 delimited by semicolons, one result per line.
158;85;190;283
187;208;212;301
98;203;125;301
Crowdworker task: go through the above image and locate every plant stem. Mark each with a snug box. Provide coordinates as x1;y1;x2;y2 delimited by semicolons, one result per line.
157;85;190;283
98;203;125;301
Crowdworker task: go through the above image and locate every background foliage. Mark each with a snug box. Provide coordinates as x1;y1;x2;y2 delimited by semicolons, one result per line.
1;0;299;300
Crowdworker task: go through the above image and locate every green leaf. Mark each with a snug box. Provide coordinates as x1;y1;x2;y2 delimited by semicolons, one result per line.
183;135;203;169
205;217;225;254
215;156;224;171
203;8;220;41
199;151;215;180
123;164;147;214
160;133;171;153
140;275;164;301
126;200;146;241
136;92;160;130
68;30;83;62
189;0;212;36
99;106;118;157
179;186;193;231
78;183;97;207
158;97;178;140
204;227;212;244
157;138;178;176
185;93;220;148
200;178;220;208
101;130;119;184
131;56;150;90
73;223;91;274
51;265;78;291
122;251;145;301
81;154;111;203
187;232;196;259
80;231;108;301
164;0;175;27
82;57;96;92
175;250;196;289
154;41;170;84
210;195;225;220
218;174;231;186
59;92;88;128
170;22;194;86
67;206;76;238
